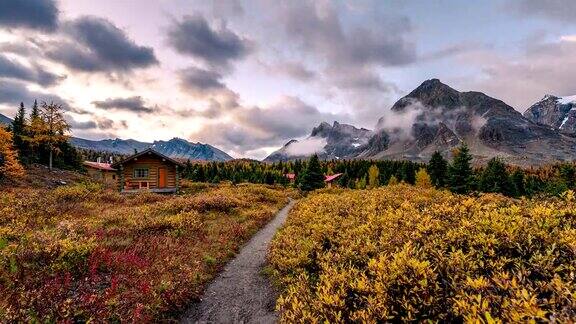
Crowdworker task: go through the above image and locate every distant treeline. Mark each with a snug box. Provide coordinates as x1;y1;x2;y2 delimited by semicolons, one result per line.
182;145;576;198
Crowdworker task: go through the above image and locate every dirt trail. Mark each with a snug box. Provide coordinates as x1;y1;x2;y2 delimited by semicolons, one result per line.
181;199;296;324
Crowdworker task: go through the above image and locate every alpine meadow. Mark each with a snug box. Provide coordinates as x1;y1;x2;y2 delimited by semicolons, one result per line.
2;0;576;322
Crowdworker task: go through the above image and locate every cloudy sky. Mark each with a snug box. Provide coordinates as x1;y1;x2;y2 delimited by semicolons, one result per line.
0;0;575;159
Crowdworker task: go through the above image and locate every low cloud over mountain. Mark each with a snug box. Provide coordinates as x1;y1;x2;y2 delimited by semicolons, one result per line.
266;79;576;166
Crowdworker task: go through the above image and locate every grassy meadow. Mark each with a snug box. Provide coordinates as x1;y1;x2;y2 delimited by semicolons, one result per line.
0;180;295;322
269;185;576;322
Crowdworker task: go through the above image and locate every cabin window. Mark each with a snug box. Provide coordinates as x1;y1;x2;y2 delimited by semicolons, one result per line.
112;175;116;180
133;168;149;178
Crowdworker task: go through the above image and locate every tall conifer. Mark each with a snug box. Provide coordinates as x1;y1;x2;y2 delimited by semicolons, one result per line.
448;144;473;194
299;154;325;191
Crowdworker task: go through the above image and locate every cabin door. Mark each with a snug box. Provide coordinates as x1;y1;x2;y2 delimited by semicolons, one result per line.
158;168;167;188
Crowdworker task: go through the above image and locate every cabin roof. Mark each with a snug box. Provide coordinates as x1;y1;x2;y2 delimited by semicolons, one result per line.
111;148;185;168
83;161;116;171
285;173;343;182
324;173;343;182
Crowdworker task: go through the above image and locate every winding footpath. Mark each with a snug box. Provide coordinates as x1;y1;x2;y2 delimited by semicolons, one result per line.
181;199;297;324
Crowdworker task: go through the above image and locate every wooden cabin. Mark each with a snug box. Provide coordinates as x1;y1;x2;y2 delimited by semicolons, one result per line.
111;149;183;193
83;161;117;185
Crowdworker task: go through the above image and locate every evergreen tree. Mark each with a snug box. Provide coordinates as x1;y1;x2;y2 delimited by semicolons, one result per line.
511;169;525;197
479;158;513;196
11;103;27;163
401;162;416;184
277;173;289;187
415;168;433;188
525;175;544;197
53;141;83;170
427;151;448;188
448;144;474;194
27;100;42;164
264;171;275;185
559;164;576;189
338;172;349;188
30;99;39;120
184;160;193;178
368;164;380;188
299;154;325;191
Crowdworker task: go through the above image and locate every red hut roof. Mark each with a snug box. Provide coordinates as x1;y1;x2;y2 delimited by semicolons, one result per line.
324;173;343;182
285;173;296;180
83;161;116;171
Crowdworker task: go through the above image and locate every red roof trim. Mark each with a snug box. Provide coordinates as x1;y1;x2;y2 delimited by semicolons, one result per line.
324;173;343;182
83;161;117;171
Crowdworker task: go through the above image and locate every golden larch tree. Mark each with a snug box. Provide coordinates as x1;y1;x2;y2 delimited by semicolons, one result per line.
368;164;380;188
0;128;25;178
28;102;70;171
415;167;433;188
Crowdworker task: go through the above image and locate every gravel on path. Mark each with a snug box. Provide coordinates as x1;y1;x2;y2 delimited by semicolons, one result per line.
181;199;297;324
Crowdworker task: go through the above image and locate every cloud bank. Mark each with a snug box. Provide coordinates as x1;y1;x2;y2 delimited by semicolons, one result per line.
92;96;154;114
285;137;327;156
0;0;58;31
167;14;250;69
47;16;158;73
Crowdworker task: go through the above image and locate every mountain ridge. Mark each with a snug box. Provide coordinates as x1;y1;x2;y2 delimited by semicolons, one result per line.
0;113;12;125
264;121;372;162
265;79;576;166
71;137;233;161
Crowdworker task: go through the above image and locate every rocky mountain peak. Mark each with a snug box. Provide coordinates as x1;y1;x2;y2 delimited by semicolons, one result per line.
392;79;461;112
356;79;576;165
311;121;333;137
284;139;298;146
540;94;560;102
264;121;373;162
524;94;576;134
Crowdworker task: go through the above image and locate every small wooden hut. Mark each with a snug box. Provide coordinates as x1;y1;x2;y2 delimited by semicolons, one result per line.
83;161;117;185
112;149;183;193
324;173;343;188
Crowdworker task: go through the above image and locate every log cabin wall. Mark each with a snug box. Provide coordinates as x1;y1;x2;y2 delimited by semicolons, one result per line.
86;168;117;185
120;155;177;191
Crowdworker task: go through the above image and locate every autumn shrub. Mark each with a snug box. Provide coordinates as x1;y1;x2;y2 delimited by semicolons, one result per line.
269;185;576;322
0;183;293;322
53;181;102;202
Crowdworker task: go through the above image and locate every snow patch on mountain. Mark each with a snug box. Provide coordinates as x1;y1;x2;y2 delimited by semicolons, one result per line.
559;95;576;105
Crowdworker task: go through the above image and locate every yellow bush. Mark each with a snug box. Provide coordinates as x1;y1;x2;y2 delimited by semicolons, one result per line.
53;182;101;202
269;185;576;322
